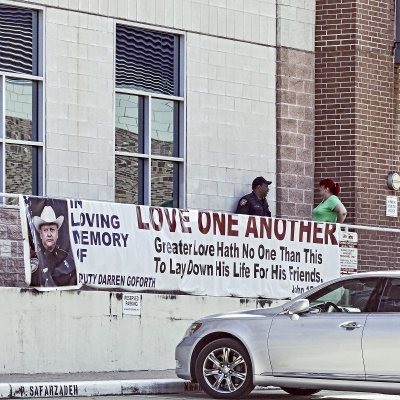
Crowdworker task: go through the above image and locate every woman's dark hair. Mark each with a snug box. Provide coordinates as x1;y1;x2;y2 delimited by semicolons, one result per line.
319;179;340;196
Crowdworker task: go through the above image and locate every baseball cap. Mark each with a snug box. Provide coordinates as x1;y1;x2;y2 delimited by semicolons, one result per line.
252;176;272;189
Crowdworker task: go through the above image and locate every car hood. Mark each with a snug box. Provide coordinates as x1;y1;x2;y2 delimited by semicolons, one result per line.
196;303;285;322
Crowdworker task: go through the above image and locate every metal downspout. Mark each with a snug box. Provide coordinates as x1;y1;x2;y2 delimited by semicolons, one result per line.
394;0;400;63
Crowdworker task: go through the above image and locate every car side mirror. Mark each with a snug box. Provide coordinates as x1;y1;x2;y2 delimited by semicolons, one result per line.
287;299;310;319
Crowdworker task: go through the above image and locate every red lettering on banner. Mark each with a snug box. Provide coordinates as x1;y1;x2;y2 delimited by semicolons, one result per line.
198;212;211;234
179;210;192;233
149;207;163;231
245;217;258;238
244;217;338;245
312;222;324;244
138;207;337;244
164;208;177;232
213;213;225;235
289;220;296;241
259;217;272;239
136;206;149;230
325;223;337;245
137;206;191;233
198;212;238;236
299;221;312;243
227;214;239;237
274;219;286;240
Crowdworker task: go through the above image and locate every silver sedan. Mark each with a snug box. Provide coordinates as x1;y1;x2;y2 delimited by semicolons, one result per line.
175;272;400;399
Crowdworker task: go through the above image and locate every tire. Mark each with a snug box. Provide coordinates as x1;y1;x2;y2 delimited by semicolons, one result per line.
195;338;254;399
281;387;321;396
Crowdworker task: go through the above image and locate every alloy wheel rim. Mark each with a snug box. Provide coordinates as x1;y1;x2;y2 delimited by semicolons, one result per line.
202;346;247;393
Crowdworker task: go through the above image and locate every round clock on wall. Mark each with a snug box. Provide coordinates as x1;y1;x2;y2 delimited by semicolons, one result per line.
387;172;400;191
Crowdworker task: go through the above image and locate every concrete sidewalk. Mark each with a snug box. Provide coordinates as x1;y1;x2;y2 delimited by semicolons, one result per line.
0;370;200;398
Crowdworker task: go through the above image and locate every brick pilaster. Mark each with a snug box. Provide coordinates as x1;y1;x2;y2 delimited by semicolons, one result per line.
276;47;315;220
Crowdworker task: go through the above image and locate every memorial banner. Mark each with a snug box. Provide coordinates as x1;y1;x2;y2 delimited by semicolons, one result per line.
20;195;341;299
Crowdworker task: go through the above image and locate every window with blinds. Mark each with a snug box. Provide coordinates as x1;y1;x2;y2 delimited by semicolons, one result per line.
0;5;43;204
115;25;184;208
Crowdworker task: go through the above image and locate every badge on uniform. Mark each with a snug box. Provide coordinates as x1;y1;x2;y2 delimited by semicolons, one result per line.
240;199;247;206
30;258;39;273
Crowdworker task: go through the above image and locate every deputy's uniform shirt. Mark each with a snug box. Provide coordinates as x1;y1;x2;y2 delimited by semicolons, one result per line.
235;192;271;217
31;245;77;287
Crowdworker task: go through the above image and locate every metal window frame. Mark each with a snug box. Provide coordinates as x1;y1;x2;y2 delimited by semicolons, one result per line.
114;22;186;208
0;2;44;203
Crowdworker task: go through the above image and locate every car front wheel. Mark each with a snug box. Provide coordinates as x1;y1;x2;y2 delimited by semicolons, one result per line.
195;338;254;399
281;387;320;396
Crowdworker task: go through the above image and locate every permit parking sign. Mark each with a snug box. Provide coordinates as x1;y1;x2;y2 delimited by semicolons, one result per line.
339;231;358;275
123;293;141;315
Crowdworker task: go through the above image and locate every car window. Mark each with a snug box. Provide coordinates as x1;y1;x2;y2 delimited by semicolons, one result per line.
377;278;400;312
306;278;381;313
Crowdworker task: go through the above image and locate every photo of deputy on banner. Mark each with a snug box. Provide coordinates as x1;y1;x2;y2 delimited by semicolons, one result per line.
24;197;77;288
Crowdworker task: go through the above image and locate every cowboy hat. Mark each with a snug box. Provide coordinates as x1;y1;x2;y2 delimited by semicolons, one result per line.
33;206;64;231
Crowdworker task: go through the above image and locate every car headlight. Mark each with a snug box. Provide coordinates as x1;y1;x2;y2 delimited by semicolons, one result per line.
184;322;202;338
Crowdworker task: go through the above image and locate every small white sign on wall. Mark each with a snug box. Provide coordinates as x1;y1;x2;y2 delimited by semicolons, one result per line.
386;196;398;217
123;293;141;316
339;231;358;275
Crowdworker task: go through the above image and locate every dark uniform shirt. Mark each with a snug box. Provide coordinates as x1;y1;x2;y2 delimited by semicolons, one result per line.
235;192;271;217
31;245;77;287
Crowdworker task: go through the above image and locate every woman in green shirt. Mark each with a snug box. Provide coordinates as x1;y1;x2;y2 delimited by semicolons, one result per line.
313;179;347;223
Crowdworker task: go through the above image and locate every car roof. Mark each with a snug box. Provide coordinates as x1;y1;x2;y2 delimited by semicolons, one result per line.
344;271;400;277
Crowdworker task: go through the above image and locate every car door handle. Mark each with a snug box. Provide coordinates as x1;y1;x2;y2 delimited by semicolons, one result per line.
339;321;362;330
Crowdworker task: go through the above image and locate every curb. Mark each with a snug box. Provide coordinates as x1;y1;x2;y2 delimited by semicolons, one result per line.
0;379;200;398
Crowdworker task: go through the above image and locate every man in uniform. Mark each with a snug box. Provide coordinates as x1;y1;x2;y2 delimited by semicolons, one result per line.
235;176;272;217
32;205;77;287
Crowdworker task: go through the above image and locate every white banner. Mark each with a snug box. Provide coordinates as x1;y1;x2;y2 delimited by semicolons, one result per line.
20;195;340;299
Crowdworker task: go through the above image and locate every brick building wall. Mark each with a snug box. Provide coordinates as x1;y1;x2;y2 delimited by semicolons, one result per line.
314;0;357;221
276;47;315;220
355;0;397;226
315;0;400;270
0;208;25;286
